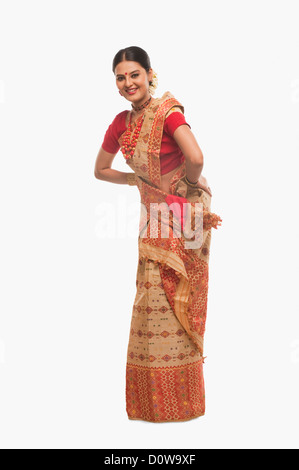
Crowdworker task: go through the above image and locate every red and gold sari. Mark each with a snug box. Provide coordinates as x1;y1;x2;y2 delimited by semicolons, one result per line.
118;91;222;423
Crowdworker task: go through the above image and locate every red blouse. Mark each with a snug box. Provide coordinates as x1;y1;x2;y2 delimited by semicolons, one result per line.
101;110;191;175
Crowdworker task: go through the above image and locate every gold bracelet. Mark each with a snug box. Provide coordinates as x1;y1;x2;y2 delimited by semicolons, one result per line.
126;173;137;186
184;175;198;187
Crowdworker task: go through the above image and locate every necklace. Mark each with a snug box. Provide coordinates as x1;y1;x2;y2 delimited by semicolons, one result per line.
121;96;154;161
131;95;152;112
121;112;145;161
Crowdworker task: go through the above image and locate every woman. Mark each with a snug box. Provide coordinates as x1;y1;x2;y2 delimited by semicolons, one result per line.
94;46;222;423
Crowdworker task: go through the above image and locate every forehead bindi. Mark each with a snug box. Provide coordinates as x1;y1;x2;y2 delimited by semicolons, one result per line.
116;68;140;77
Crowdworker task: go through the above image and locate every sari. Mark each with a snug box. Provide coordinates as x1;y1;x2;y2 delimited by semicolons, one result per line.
118;91;222;423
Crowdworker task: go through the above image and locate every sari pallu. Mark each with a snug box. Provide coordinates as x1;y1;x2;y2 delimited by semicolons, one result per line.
118;91;222;423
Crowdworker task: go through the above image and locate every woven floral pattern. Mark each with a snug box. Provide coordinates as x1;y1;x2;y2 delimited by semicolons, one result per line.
118;91;222;422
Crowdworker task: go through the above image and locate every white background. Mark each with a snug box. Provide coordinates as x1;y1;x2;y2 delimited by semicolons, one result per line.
0;0;298;449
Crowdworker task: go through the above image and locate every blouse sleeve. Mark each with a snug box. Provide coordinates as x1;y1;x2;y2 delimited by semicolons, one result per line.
101;114;122;154
164;107;191;138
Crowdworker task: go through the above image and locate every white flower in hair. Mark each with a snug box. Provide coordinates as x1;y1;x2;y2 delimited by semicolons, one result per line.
149;69;158;95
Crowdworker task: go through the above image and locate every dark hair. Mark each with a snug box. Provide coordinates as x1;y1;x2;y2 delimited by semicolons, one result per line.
112;46;152;77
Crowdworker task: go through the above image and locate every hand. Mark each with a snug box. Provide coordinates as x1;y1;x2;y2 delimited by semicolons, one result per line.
196;174;212;197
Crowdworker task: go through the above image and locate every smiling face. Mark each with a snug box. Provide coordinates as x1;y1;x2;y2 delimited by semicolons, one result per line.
115;60;153;107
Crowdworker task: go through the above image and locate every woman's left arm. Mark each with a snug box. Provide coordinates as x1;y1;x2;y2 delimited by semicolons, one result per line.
172;125;212;196
172;124;203;181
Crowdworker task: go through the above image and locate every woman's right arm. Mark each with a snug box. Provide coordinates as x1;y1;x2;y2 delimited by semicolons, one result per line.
94;146;136;185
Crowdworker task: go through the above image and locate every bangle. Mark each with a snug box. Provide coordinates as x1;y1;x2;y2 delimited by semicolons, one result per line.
184;175;198;187
126;173;137;186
